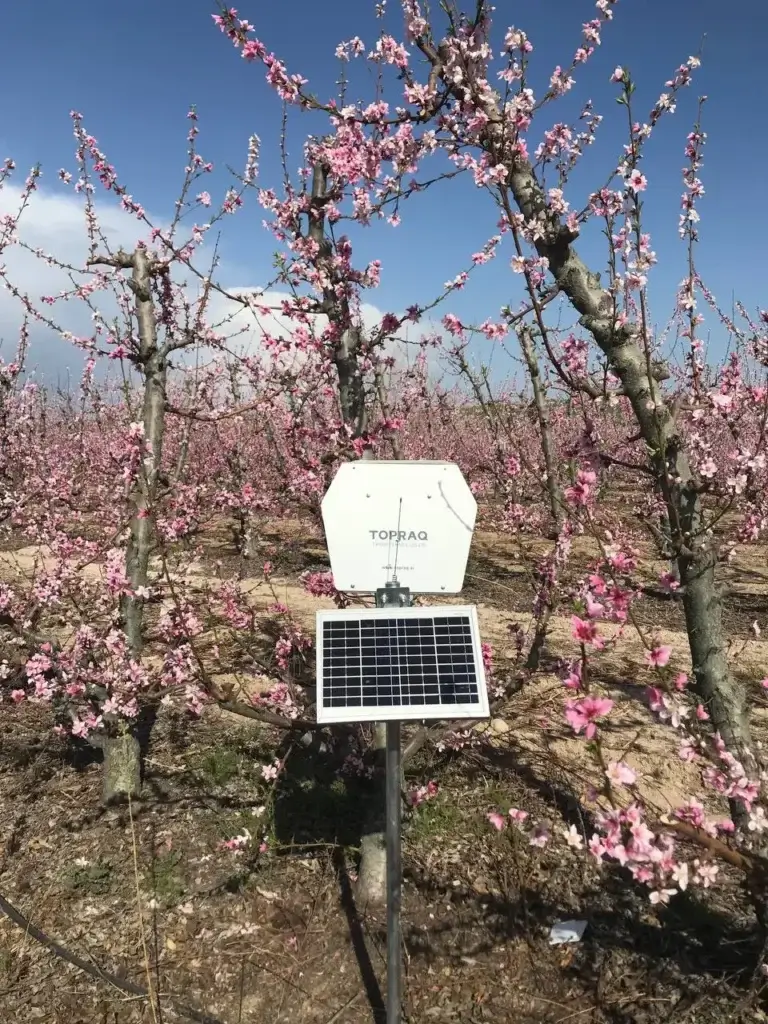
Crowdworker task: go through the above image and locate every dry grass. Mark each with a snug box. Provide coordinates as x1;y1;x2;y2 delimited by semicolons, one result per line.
2;513;768;1022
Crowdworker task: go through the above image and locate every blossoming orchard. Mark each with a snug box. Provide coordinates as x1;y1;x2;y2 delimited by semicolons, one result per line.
2;1;768;1019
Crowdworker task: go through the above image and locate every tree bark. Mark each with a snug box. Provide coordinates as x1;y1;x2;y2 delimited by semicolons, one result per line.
308;162;369;439
517;326;563;536
413;32;760;832
309;165;389;901
356;722;388;906
93;248;167;803
678;523;755;800
354;451;389;904
102;730;143;805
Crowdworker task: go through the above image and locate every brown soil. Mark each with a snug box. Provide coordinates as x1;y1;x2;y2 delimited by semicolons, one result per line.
2;515;768;1023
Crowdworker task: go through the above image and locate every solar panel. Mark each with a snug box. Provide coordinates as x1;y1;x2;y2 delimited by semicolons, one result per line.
315;606;489;724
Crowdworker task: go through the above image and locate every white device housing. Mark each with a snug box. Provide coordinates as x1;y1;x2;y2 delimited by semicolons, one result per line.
320;460;477;594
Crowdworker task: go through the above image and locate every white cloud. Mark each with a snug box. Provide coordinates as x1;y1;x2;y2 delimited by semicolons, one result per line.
0;182;444;386
203;284;443;379
0;182;152;379
199;286;388;371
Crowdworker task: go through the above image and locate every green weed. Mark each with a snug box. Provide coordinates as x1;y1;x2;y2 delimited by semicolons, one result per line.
147;850;185;903
64;857;113;895
408;797;466;844
198;746;242;787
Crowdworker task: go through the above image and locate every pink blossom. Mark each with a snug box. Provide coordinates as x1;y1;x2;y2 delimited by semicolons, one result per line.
571;616;604;649
562;662;583;690
585;594;605;619
607;549;636;572
748;807;767;832
606;761;637;787
562;825;583;848
659;572;679;593
671;862;689;891
565;468;597;506
481;642;494;675
678;738;698;762
220;830;251;853
529;826;550;848
674;798;706;829
711;392;733;411
646;645;672;668
487;812;506;831
649;889;676;905
693;859;719;887
627;169;648;193
408;781;439;807
589;574;607;595
589;834;607;860
565;696;614;739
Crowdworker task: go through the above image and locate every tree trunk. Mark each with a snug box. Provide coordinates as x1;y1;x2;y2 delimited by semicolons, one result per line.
440;73;760;832
92;248;167;805
678;524;756;818
102;729;142;804
518;326;563;536
356;722;388;906
355;445;389;905
309;164;387;900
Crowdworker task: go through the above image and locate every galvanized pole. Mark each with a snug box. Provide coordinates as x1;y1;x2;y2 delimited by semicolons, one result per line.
374;578;409;1024
385;719;402;1024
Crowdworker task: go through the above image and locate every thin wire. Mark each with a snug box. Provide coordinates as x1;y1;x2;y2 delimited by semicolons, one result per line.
392;497;403;584
386;523;393;585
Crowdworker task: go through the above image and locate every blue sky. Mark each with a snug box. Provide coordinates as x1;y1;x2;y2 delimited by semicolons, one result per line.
1;0;766;380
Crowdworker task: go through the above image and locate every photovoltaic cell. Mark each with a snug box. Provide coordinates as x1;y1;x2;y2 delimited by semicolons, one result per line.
316;607;489;724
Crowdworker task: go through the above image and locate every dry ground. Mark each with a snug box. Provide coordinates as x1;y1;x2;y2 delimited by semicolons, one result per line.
2;516;768;1023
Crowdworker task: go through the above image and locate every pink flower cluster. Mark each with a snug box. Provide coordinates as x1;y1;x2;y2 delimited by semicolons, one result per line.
407;780;438;807
251;682;300;721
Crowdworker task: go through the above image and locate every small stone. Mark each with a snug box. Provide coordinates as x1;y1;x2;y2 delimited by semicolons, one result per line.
490;718;511;734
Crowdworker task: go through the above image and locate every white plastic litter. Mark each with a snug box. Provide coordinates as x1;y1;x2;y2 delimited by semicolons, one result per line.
548;919;587;945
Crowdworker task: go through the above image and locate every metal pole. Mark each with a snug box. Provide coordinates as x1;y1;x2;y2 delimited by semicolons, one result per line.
374;578;408;1024
385;719;402;1024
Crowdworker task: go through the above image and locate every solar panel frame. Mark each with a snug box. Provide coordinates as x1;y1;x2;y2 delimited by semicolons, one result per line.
316;605;490;724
